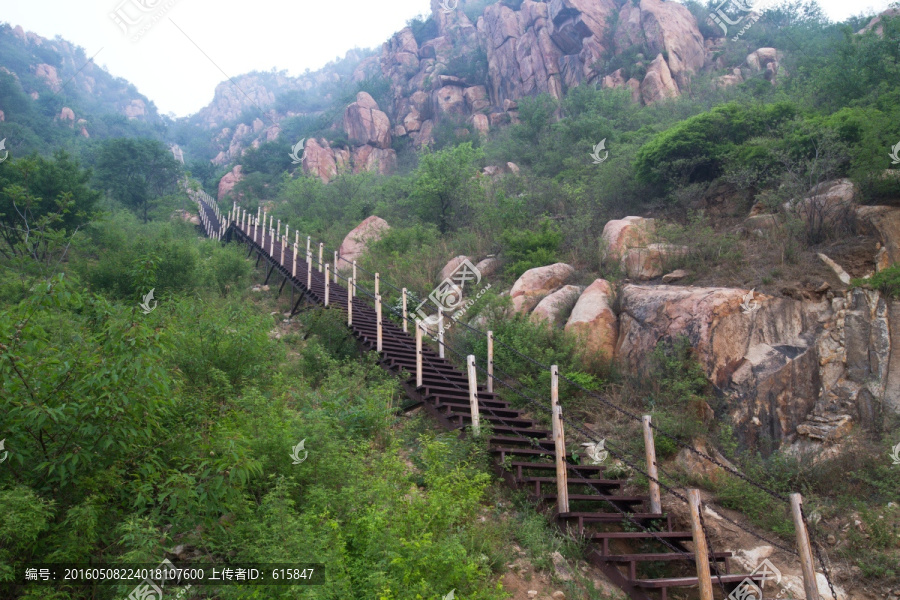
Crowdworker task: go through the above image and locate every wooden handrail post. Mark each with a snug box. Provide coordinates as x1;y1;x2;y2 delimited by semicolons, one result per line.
318;243;323;273
295;230;299;247
292;244;298;278
306;251;312;289
551;365;569;514
352;261;357;298
415;321;423;388
402;288;408;333
438;307;445;359
375;273;380;297
487;331;494;393
325;265;330;306
306;236;310;255
643;415;662;514
347;278;353;326
277;219;281;238
467;355;481;436
687;489;715;600
376;294;383;352
285;224;289;243
280;237;285;265
334;251;339;283
791;493;822;600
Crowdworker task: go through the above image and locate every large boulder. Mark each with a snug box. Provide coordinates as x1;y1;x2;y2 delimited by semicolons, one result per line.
439;255;474;282
510;263;576;313
856;205;900;265
217;165;243;201
350;145;397;175
338;216;390;268
565;279;618;358
531;285;582;325
302;139;342;183
601;216;656;260
344;92;392;149
641;54;679;104
622;244;688;280
616;285;822;449
784;178;856;229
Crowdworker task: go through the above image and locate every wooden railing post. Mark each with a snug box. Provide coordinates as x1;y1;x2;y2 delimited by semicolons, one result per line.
347;278;353;326
285;224;289;243
551;365;569;514
487;331;494;393
292;244;298;278
402;288;408;333
376;294;383;353
467;355;481;435
375;273;380;297
352;261;357;298
295;230;299;247
643;415;662;514
318;243;323;273
307;251;312;289
791;493;822;600
325;265;330;306
415;321;423;388
334;251;339;283
269;227;275;255
438;307;445;359
687;489;715;600
280;236;286;265
277;219;281;239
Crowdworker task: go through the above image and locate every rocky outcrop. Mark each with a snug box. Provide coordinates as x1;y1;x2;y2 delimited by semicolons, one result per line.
344;92;392;149
565;279;618;358
34;63;61;91
622;244;688;280
302;138;342;183
856;205;900;265
439;255;474;282
616;285;823;449
601;216;657;260
784;178;856;228
531;285;582;325
641;54;679;104
510;263;575;314
58;106;75;123
217;165;243;201
746;47;781;83
338;216;390;267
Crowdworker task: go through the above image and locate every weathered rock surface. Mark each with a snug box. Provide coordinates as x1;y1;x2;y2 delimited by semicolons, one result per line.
531;285;582;325
622;244;688;280
439;255;474;283
344;92;392;149
565;279;618;358
217;165;243;201
338;216;390;267
601;216;656;260
616;285;822;448
856;205;900;265
641;54;679;104
785;178;856;228
510;263;575;314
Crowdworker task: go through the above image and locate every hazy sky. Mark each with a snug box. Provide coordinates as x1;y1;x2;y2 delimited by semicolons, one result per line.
4;0;894;118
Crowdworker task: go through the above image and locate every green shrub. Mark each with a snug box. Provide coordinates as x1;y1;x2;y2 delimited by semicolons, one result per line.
853;263;900;298
501;221;562;279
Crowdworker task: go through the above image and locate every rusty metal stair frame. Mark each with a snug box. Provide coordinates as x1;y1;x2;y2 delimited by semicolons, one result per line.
191;196;831;600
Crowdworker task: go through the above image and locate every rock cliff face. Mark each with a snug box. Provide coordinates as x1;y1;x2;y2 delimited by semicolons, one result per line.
194;0;736;175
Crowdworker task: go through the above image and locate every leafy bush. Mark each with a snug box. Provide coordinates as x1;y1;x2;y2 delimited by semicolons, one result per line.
853;263;900;297
500;221;562;279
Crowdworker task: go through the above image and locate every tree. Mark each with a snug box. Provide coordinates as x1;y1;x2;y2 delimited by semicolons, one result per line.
94;138;182;222
0;151;100;261
407;143;484;233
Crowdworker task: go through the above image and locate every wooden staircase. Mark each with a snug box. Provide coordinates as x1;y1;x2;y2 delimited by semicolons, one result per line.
195;199;770;600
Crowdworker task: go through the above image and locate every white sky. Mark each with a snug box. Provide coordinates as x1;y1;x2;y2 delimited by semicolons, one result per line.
3;0;894;118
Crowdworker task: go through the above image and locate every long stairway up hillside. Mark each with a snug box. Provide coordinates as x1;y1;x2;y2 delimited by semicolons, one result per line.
192;193;780;600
